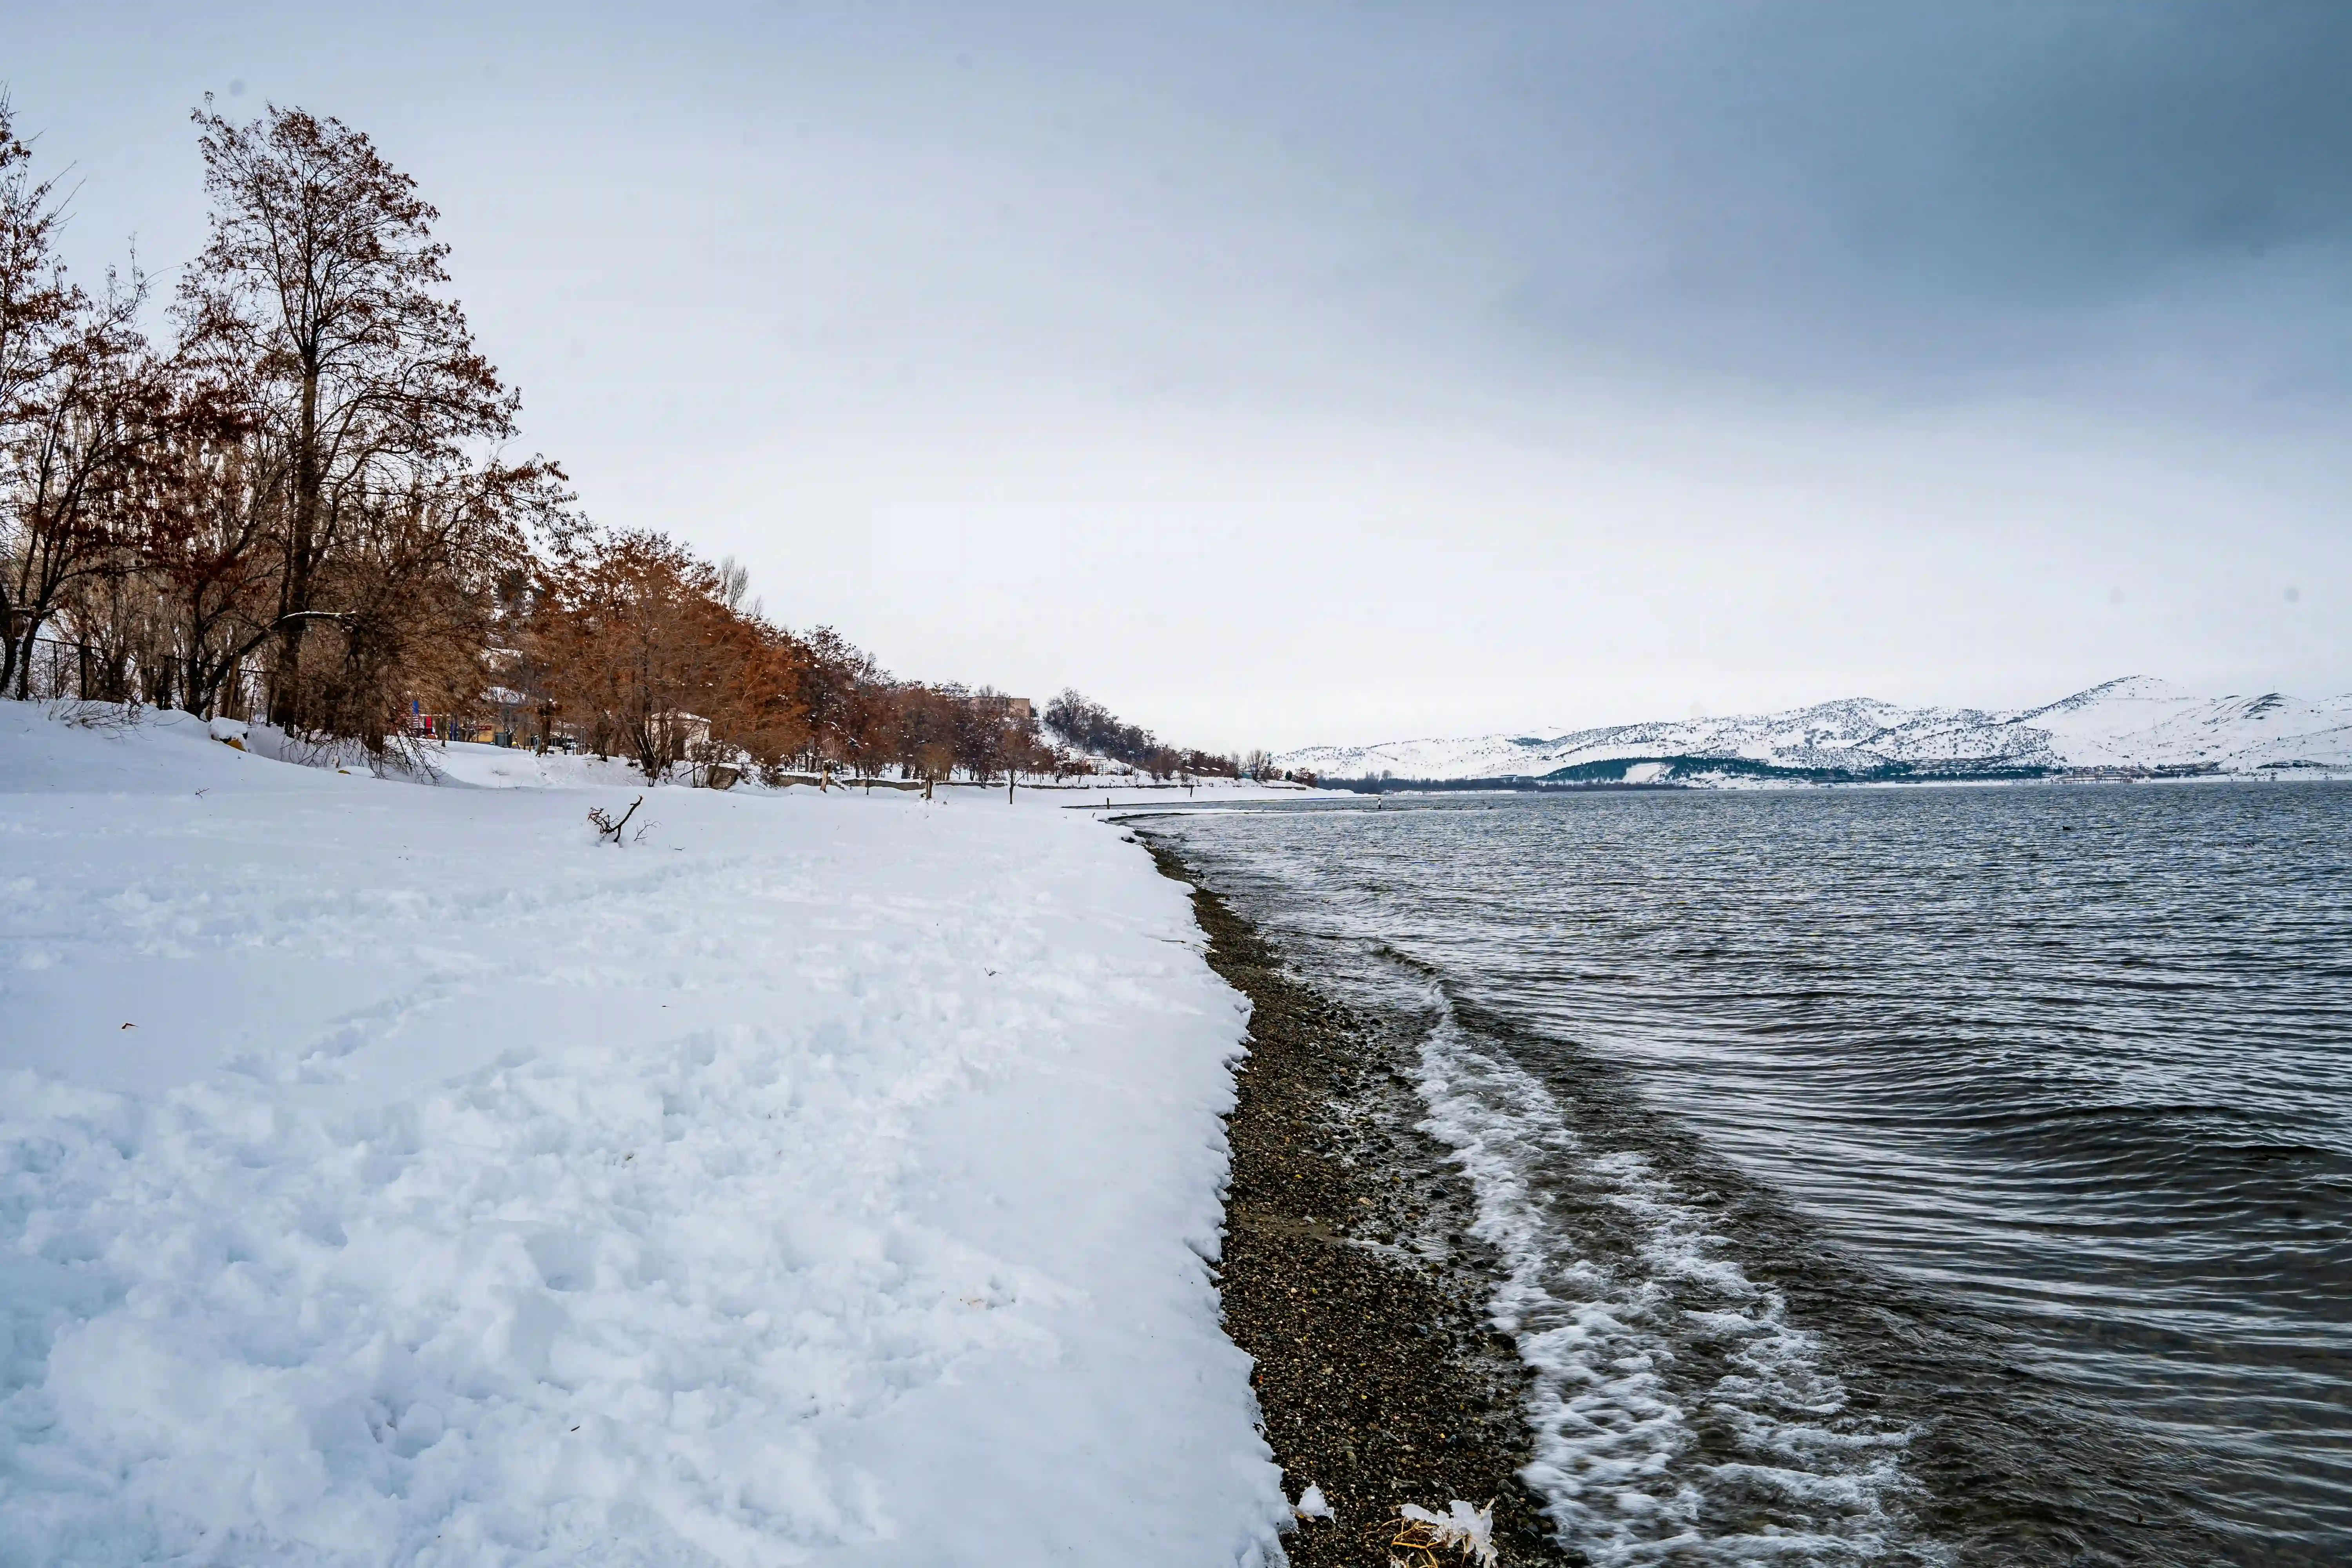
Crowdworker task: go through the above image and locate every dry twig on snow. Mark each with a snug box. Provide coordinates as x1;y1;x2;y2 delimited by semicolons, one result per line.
588;795;643;845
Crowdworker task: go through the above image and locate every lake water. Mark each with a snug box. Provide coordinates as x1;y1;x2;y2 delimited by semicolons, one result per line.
1146;782;2352;1566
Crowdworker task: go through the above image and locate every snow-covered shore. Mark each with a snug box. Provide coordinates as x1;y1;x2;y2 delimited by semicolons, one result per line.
0;706;1308;1565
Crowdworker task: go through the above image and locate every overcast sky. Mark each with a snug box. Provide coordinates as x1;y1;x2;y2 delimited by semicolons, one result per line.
11;2;2348;749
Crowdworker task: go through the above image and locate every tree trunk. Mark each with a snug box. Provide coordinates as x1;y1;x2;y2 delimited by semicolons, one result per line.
274;366;322;726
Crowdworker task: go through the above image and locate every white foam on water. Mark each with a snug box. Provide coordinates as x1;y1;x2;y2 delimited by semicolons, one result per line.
1408;999;1938;1565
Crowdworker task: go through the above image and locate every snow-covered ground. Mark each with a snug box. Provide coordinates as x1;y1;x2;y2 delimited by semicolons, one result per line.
1277;676;2352;784
419;742;1315;800
0;706;1310;1565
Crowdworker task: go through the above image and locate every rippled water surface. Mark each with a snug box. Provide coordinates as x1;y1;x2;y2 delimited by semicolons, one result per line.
1148;783;2352;1566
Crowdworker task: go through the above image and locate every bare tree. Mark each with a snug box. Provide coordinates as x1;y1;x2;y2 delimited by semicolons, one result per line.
135;385;284;715
0;94;76;438
0;93;90;695
181;101;517;727
4;268;169;697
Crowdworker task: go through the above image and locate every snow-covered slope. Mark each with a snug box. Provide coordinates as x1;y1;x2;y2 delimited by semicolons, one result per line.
0;706;1294;1565
1277;677;2352;784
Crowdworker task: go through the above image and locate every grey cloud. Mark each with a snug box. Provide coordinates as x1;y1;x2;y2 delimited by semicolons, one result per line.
1065;3;2352;398
7;1;2341;743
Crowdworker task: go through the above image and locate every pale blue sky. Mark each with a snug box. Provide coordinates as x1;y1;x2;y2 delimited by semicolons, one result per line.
11;3;2348;748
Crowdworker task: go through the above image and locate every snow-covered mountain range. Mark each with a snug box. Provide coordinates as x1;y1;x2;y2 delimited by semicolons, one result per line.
1274;677;2352;785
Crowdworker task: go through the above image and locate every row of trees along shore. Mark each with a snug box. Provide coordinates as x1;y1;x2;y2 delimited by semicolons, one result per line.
1;96;1304;788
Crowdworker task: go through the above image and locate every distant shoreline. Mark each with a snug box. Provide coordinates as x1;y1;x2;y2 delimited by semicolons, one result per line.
1275;681;2352;788
1311;766;2352;795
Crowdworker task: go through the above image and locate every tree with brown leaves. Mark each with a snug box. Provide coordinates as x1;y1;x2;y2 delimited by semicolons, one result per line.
5;96;1235;787
181;100;519;727
532;530;749;781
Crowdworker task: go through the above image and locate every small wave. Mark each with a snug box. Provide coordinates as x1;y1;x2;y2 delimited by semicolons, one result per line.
1410;996;1937;1565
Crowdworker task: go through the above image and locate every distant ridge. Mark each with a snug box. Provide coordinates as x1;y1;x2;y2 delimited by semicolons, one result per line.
1274;678;2352;786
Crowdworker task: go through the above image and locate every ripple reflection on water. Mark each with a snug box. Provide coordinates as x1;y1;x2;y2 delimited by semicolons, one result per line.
1154;782;2352;1566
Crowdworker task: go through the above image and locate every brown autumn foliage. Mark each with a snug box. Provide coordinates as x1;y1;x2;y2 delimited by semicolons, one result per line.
2;95;1250;784
2;96;554;753
530;530;813;782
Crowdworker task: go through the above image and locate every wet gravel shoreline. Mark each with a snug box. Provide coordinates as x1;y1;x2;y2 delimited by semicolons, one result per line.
1141;837;1577;1566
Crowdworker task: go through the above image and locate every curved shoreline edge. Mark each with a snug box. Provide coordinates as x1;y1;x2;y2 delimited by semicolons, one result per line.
1139;836;1578;1566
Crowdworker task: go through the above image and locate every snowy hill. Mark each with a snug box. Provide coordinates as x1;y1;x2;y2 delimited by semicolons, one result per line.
1277;677;2352;785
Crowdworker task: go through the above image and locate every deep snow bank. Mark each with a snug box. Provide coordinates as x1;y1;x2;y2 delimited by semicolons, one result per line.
0;707;1292;1565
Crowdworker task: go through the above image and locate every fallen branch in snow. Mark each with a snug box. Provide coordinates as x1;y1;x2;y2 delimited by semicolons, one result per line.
588;795;644;844
1390;1499;1499;1568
